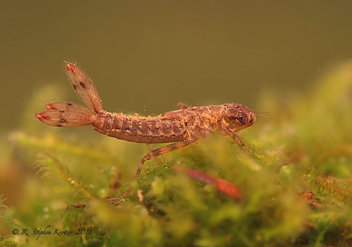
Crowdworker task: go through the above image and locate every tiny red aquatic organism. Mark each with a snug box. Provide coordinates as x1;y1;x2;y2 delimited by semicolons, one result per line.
36;62;256;195
172;167;241;200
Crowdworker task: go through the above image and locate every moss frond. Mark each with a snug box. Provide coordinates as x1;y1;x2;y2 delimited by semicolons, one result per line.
3;61;352;246
34;153;97;200
0;195;8;219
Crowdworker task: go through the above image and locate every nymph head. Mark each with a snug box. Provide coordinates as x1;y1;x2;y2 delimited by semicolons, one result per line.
224;104;256;130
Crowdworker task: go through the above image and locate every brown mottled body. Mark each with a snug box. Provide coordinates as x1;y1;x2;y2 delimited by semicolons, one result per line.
36;62;256;196
93;111;187;143
93;104;253;144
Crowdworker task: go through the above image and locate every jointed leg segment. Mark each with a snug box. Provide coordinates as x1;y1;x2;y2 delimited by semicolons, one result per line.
177;102;189;109
223;127;249;154
118;139;196;198
135;139;195;177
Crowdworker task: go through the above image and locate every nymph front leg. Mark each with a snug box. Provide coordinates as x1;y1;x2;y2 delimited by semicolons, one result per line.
222;127;249;154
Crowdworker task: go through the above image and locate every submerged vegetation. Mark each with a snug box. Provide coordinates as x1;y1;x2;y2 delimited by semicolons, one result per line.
1;62;352;246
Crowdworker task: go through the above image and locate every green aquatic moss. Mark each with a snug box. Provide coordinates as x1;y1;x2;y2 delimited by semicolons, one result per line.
1;62;352;246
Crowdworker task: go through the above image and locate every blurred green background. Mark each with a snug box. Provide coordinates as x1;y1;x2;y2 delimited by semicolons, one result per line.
2;2;352;246
1;1;352;132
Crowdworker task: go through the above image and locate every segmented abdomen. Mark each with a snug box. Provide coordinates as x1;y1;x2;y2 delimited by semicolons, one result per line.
93;111;187;143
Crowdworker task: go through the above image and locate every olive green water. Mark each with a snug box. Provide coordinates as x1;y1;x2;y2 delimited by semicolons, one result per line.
1;1;352;131
2;2;352;246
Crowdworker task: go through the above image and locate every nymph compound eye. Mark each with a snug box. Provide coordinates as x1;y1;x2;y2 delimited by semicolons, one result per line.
236;114;247;125
225;104;255;129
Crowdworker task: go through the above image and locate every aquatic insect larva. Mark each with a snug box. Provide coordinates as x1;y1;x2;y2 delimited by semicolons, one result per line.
36;62;256;195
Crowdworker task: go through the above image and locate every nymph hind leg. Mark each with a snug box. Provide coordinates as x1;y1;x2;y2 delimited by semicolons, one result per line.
135;139;196;177
117;139;196;198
